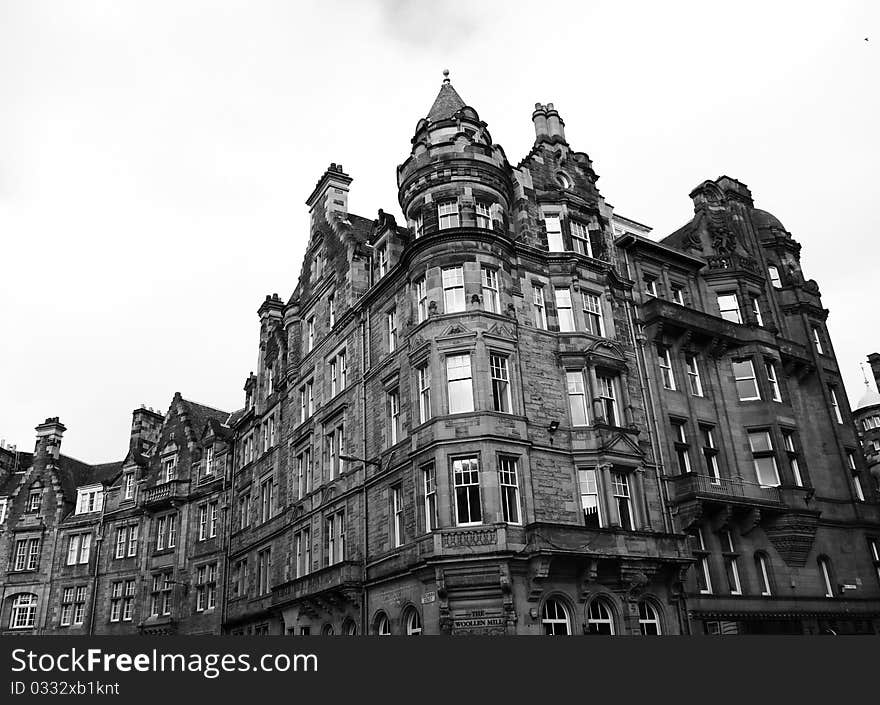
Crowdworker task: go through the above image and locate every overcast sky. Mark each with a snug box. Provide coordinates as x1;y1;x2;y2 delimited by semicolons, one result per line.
1;0;878;462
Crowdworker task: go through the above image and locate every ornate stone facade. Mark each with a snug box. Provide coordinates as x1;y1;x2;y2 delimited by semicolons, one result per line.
2;77;879;635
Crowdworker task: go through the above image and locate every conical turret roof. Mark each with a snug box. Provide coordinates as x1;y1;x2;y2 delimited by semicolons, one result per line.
427;71;466;122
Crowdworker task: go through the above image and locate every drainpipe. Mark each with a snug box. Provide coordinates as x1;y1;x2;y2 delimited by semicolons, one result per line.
87;487;109;635
220;451;232;634
360;251;374;636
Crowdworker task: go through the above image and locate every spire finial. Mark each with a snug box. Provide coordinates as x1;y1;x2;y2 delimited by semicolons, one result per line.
442;68;450;84
861;362;871;389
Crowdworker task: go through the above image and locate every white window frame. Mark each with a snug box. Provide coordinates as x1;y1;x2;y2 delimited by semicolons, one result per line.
717;292;742;323
566;370;589;426
417;363;431;424
748;430;781;487
732;358;761;401
757;553;772;596
392;485;404;548
541;598;571;636
766;361;782;402
437;199;460;229
446;354;474;414
577;468;604;528
570;220;593;257
423;463;438;532
581;291;604;336
829;387;844;424
819;557;834;598
415;276;427;323
555;287;575;332
442;266;465;313
498;456;521;525
387;308;397;353
768;265;782;288
685;353;703;396
475;200;492;229
490;354;512;413
543;212;564;251
452;457;482;526
533;286;547;329
658;346;676;390
481;266;500;314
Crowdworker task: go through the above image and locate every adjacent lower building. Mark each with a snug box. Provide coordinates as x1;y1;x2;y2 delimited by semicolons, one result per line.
2;76;879;635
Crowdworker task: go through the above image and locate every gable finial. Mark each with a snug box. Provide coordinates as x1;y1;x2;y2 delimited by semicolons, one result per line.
442;68;450;84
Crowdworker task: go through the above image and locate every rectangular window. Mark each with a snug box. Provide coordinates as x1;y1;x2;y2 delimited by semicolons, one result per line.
326;513;337;564
446;354;474;414
490;354;512;413
415;276;427;323
61;588;75;626
750;295;764;327
326;422;345;479
849;452;865;501
110;582;123;622
820;558;834;597
533;286;547;329
577;468;603;528
423;463;438;532
498;456;521;524
722;531;742;595
671;285;685;305
196;563;218;612
597;374;620;427
123;472;135;500
417;363;431;424
16;537;41;571
199;504;208;541
757;554;772;596
294;533;303;579
307;317;315;353
257;548;272;595
377;244;388;277
481;267;500;314
66;533;90;566
414;211;424;239
150;572;173;616
438;199;460;229
442;266;465;313
768;265;782;288
115;527;126;558
581;292;604;336
392;485;404;547
76;487;104;514
612;472;633;530
28;490;41;512
658;345;676;390
328;294;335;328
829;387;844;424
127;524;138;557
766;361;782;402
453;457;482;526
643;275;658;298
555;288;575;332
748;430;780;487
570;221;592;257
732;359;760;401
260;476;274;523
566;370;589;426
782;431;803;486
387;308;397;353
304;528;312;576
812;325;824;354
701;426;721;483
717;292;742;323
388;390;401;445
475;200;492;229
543;213;563;251
672;420;691;474
692;529;713;594
685;354;703;396
238;492;251;530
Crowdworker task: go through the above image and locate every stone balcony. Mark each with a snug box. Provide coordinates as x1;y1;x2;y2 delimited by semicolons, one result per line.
272;560;363;612
668;472;784;507
416;524;527;560
142;479;189;508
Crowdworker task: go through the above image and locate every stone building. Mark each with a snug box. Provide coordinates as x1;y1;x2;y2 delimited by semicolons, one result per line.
2;76;879;635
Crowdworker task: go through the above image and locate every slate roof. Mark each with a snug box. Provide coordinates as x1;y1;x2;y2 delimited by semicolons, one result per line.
427;81;466;123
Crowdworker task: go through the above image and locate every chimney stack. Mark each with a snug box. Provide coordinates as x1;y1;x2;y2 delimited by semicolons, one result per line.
130;407;163;455
545;103;566;142
532;103;549;140
35;417;66;460
306;163;353;226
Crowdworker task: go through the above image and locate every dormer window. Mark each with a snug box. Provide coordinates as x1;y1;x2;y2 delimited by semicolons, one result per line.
162;456;177;483
204;447;214;476
543;212;563;251
377;244;388;277
475;201;492;229
437;199;460;229
123;472;136;501
75;486;103;515
27;489;41;513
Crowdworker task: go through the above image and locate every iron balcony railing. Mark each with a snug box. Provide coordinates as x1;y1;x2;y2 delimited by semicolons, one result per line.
667;473;783;505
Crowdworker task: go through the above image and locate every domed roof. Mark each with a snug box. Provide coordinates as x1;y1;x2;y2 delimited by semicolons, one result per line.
855;388;880;411
751;208;787;232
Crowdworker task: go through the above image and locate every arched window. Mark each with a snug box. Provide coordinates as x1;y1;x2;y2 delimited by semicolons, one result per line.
587;598;615;635
818;556;835;598
556;173;572;189
541;598;570;635
321;623;334;636
405;608;422;636
10;593;38;629
638;602;662;635
755;552;772;596
375;613;391;636
342;618;358;636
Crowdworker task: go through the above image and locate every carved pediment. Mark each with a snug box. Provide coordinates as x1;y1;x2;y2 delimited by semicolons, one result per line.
598;432;644;458
485;322;514;340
